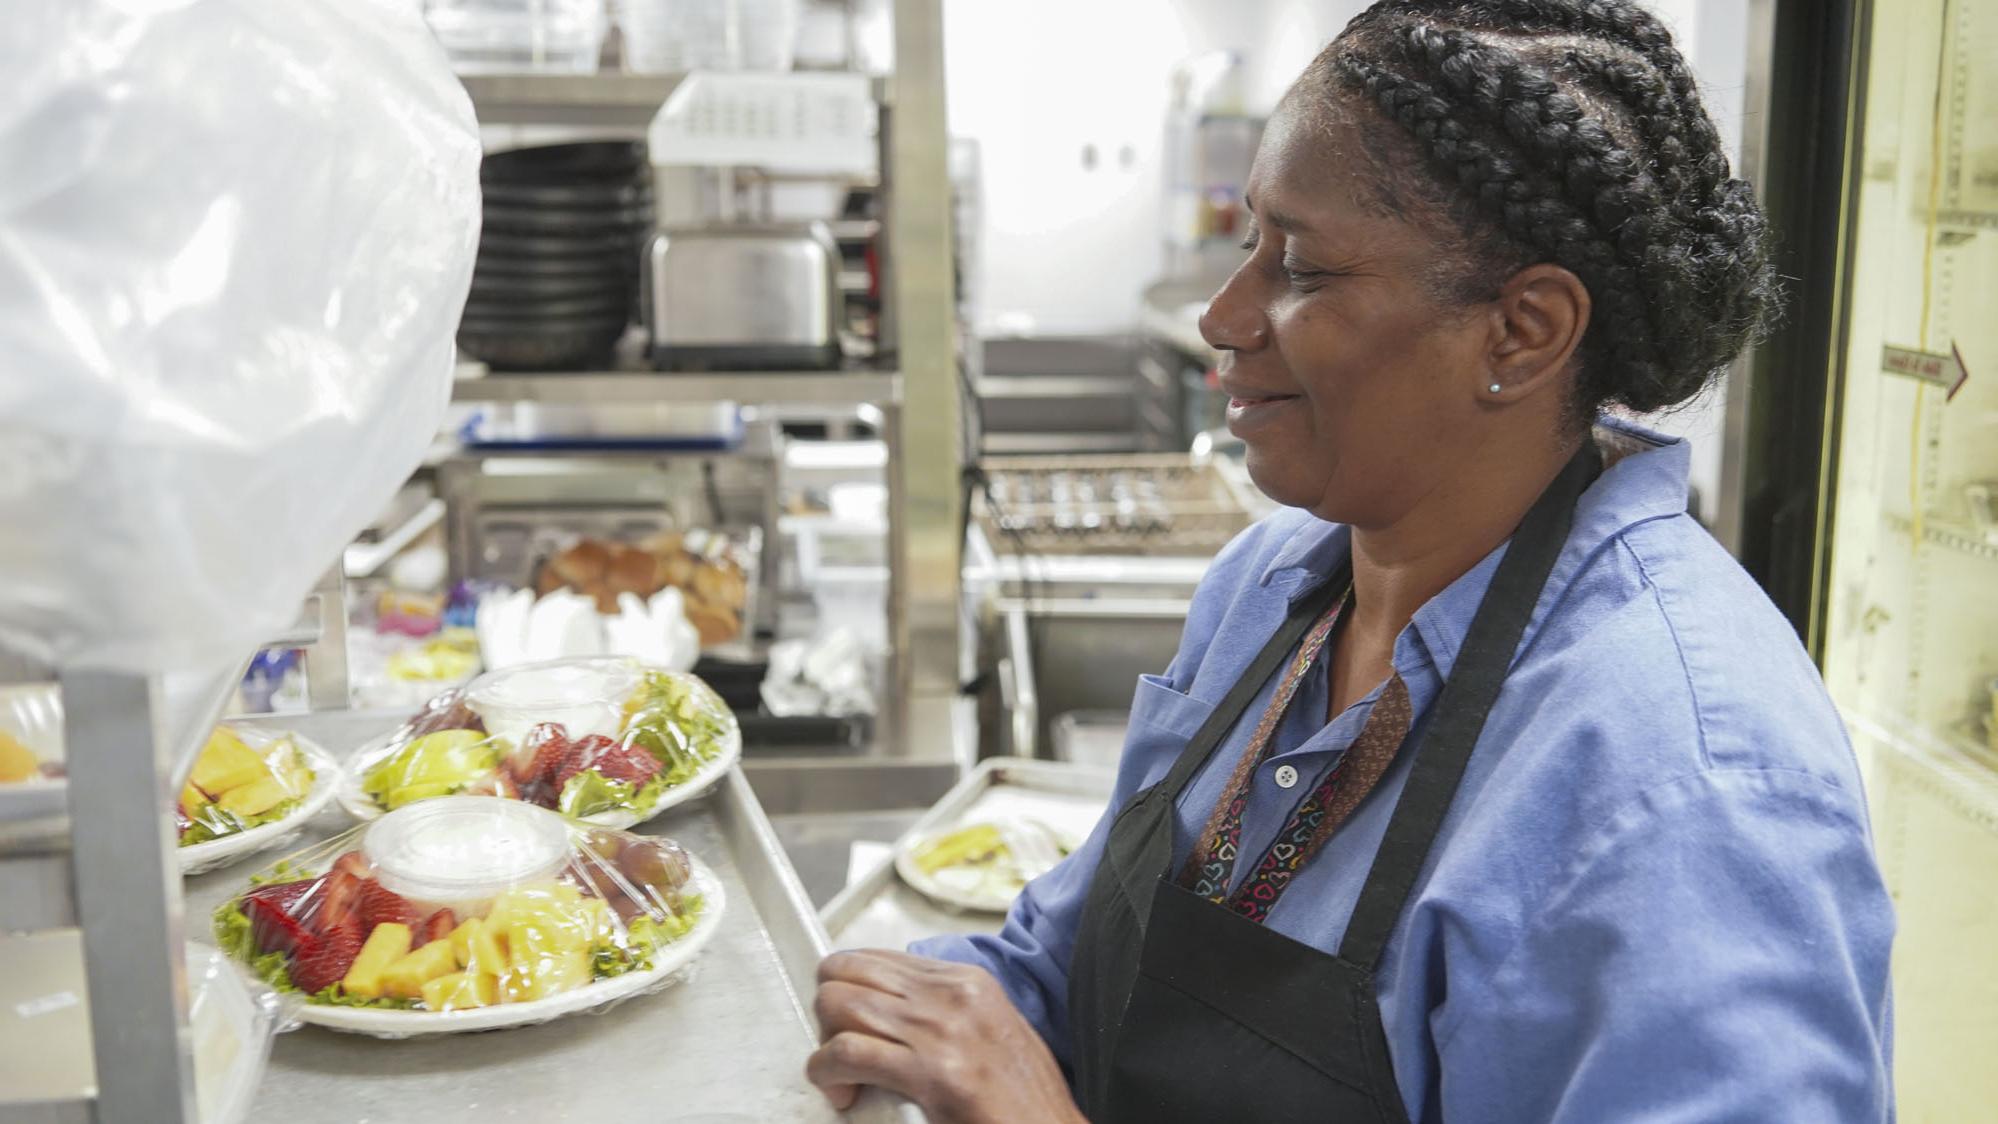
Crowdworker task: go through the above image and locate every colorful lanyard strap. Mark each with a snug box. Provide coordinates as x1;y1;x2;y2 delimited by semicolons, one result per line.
1178;585;1416;922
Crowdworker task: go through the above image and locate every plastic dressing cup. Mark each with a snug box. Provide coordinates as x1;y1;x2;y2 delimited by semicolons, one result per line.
363;796;571;917
467;656;642;749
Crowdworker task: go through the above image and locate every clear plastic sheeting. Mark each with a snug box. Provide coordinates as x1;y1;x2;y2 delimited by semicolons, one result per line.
0;0;481;674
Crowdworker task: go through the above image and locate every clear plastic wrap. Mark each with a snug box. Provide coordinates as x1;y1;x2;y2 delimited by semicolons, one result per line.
177;724;342;875
209;797;723;1037
0;0;481;675
336;657;741;829
1;684;338;871
187;939;296;1124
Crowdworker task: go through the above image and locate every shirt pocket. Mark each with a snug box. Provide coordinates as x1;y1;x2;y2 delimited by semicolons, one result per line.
1129;673;1218;743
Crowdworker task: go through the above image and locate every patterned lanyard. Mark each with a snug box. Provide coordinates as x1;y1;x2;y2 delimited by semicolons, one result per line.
1178;587;1350;897
1178;587;1417;923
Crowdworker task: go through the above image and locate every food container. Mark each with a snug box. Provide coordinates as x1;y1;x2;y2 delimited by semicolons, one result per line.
363;796;571;917
337;659;741;829
210;806;722;1037
468;656;641;747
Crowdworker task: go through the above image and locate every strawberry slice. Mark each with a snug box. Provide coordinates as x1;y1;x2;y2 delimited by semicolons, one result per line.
552;734;626;796
509;723;570;787
291;921;363;995
415;908;458;948
358;879;422;930
594;740;662;788
241;877;325;955
314;869;363;935
331;851;374;879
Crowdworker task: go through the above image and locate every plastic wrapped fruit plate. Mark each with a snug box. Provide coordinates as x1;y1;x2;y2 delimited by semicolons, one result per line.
180;726;343;875
2;685;338;871
895;819;1081;914
212;796;724;1036
335;657;740;829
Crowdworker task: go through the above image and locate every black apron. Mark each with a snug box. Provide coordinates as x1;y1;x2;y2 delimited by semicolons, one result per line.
1066;448;1598;1123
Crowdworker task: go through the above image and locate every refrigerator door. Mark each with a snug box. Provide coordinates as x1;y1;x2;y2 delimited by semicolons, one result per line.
1815;0;1998;1115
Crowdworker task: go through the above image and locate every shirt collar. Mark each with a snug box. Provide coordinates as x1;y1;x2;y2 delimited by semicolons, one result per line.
1258;417;1693;680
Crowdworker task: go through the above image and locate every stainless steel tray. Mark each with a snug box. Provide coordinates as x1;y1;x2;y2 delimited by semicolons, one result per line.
820;757;1114;951
184;708;917;1123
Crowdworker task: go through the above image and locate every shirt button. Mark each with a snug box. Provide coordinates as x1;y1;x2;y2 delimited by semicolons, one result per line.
1274;764;1299;789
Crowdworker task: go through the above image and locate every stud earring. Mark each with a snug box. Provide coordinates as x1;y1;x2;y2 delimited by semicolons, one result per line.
1488;383;1503;394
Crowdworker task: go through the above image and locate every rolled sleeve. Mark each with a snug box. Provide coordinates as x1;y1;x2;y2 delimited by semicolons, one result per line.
1431;769;1895;1123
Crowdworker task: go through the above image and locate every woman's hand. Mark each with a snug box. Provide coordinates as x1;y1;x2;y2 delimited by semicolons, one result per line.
807;949;1085;1124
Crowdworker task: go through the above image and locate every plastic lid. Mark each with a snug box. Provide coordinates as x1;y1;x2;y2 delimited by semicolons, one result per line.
364;796;570;903
467;655;641;713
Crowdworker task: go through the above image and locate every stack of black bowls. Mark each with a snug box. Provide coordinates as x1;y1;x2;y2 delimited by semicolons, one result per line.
460;142;654;371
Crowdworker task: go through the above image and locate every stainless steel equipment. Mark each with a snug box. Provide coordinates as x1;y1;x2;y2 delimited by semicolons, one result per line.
964;453;1259;759
644;221;843;370
975;453;1255;557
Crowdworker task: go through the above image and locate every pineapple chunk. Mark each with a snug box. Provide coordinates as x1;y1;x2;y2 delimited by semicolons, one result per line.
179;782;213;811
504;920;592;1002
381;938;460;1000
342;923;414;999
485;882;583;934
448;917;507;977
420;970;499;1012
191;728;268;795
0;732;36;784
217;775;291;818
264;737;313;797
580;898;615;945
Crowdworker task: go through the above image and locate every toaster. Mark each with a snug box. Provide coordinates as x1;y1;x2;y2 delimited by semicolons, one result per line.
644;221;842;371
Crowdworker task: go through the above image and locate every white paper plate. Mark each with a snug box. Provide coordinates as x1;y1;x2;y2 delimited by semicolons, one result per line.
335;723;740;830
894;820;1075;915
178;734;344;875
295;858;725;1036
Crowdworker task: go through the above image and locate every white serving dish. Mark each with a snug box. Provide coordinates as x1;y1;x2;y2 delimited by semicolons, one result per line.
296;857;726;1037
178;733;344;876
335;721;740;830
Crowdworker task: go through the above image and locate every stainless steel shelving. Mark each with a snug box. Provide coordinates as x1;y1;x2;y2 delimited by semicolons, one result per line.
455;0;963;760
459;71;894;128
452;369;901;406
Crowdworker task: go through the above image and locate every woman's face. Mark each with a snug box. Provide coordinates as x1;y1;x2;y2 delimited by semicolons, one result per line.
1202;98;1496;527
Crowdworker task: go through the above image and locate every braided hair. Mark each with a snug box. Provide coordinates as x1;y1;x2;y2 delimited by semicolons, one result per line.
1305;0;1780;415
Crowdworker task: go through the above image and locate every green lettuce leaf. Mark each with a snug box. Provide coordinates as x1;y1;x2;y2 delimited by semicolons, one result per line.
589;894;706;979
621;671;733;784
179;796;305;847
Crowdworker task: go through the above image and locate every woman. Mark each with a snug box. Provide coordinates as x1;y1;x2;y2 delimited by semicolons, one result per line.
808;2;1894;1120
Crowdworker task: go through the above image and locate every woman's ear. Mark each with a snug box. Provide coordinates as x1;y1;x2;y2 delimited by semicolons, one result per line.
1481;263;1591;401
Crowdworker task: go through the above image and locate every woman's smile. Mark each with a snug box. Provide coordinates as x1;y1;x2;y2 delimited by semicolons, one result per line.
1223;389;1303;436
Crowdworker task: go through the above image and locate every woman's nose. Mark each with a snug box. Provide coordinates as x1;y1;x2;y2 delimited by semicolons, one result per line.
1198;270;1270;353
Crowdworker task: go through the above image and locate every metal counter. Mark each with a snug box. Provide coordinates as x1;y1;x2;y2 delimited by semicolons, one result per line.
185;709;917;1124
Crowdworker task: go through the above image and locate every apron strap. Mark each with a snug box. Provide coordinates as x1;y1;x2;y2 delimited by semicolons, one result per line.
1337;446;1601;970
1159;566;1351;801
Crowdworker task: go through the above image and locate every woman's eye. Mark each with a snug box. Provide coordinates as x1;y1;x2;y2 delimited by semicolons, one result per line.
1239;232;1260;252
1282;260;1326;287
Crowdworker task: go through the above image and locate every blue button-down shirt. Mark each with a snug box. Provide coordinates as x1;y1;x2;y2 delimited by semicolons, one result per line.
915;421;1895;1122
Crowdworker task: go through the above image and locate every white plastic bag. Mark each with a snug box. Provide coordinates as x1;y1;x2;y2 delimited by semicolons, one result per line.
0;0;482;675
